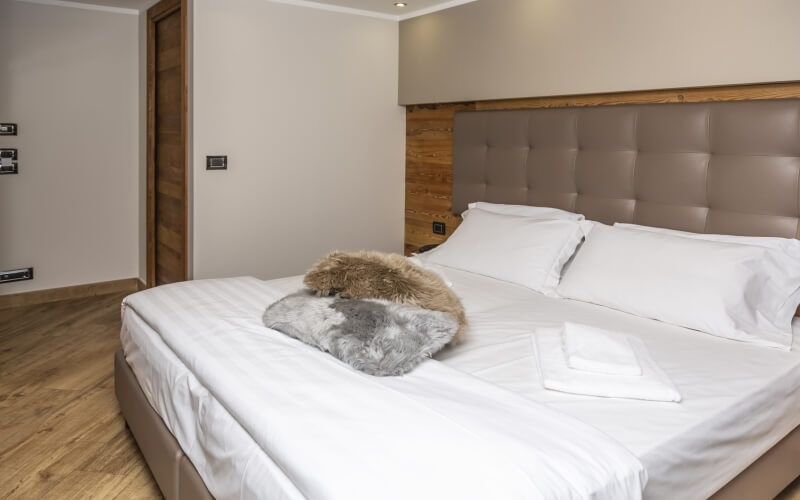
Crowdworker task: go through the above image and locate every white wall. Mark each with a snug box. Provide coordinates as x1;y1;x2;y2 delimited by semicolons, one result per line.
399;0;800;104
0;1;141;294
192;0;405;280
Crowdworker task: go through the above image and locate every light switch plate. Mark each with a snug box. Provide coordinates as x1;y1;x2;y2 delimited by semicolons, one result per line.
206;155;227;170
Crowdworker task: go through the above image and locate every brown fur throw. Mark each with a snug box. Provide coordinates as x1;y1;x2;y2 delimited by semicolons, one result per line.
303;251;467;344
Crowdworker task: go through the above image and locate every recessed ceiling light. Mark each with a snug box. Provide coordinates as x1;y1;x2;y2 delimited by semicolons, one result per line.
394;2;407;7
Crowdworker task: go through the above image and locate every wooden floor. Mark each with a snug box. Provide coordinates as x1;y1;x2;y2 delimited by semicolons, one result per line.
0;292;799;499
0;292;162;499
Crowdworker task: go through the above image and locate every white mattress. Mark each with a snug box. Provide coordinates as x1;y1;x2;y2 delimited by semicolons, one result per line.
121;267;800;500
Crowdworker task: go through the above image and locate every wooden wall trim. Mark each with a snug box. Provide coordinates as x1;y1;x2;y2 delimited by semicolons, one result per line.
0;278;143;310
404;81;800;254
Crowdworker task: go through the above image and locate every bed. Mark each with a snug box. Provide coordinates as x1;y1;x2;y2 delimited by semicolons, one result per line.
116;98;800;499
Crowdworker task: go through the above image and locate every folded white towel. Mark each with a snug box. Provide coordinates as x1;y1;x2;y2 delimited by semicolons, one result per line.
533;328;681;403
562;322;642;376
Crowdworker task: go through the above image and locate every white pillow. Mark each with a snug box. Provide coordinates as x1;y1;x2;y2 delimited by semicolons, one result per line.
465;202;584;221
615;223;800;260
407;256;453;287
557;224;800;350
420;208;585;296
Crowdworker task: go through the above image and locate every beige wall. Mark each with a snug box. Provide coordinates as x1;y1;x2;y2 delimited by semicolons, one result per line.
399;0;800;105
192;0;405;280
0;1;141;294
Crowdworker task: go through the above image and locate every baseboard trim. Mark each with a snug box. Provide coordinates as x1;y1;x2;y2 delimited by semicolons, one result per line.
0;277;144;310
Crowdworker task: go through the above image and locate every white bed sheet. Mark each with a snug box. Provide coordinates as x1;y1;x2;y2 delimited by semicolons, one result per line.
434;266;800;499
121;268;800;500
121;280;306;500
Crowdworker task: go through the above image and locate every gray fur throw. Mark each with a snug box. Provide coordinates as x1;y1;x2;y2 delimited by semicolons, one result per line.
263;290;459;376
303;250;467;344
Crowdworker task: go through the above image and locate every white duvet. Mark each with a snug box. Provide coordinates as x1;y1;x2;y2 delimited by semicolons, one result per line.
123;277;646;500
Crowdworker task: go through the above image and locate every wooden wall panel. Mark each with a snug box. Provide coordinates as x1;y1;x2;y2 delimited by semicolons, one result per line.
404;102;475;254
404;82;800;254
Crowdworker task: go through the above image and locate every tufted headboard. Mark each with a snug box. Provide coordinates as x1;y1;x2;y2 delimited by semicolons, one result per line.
452;99;800;238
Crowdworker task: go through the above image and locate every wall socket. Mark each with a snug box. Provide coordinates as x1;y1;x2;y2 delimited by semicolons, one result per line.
0;148;18;174
432;221;446;235
0;123;17;136
0;267;34;284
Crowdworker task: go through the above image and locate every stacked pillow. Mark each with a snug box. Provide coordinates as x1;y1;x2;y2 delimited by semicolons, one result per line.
419;204;585;296
464;202;585;221
418;202;800;350
557;223;800;350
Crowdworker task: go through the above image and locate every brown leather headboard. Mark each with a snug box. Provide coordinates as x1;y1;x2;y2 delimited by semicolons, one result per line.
453;99;800;238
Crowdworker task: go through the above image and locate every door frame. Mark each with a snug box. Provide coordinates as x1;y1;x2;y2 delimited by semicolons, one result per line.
146;0;188;288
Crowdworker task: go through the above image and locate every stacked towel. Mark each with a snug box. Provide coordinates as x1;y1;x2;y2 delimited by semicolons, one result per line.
563;322;642;376
534;325;681;403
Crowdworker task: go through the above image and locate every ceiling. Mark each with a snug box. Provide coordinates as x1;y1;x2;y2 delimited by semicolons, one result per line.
306;0;476;19
67;0;157;10
32;0;157;12
42;0;476;18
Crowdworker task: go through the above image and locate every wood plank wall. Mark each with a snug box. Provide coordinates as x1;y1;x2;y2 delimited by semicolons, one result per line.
404;82;800;255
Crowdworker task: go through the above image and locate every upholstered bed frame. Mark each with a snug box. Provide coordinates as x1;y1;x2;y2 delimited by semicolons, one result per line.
117;98;800;499
453;99;800;237
115;352;213;500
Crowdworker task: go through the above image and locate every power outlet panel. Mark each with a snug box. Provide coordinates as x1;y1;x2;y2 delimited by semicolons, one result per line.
0;148;18;174
0;267;34;284
0;123;17;136
432;221;446;235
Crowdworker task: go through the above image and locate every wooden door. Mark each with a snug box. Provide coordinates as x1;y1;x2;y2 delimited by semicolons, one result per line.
147;0;187;287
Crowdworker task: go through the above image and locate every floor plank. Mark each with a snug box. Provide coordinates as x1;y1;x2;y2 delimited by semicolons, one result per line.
779;477;800;500
0;292;162;499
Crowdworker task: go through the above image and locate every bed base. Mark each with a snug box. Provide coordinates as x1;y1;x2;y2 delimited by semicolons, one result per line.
710;423;800;500
115;350;213;500
115;349;798;499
